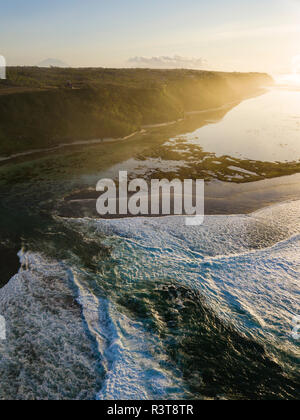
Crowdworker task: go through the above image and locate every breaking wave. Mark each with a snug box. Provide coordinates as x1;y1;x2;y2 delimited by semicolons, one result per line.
0;200;299;399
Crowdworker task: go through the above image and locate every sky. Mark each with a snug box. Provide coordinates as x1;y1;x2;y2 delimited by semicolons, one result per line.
1;0;300;73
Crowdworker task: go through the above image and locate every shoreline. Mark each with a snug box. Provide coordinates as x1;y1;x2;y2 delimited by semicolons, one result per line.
0;89;268;164
0;129;145;163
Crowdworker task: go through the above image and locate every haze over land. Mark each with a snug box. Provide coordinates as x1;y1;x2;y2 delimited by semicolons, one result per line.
0;68;272;156
1;0;300;74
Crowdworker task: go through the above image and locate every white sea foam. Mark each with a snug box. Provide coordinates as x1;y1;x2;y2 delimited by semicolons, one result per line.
1;200;299;399
70;267;189;400
0;251;102;400
90;200;300;361
0;252;188;400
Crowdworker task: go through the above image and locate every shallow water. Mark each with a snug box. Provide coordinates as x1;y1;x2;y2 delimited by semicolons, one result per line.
170;87;300;163
98;86;300;186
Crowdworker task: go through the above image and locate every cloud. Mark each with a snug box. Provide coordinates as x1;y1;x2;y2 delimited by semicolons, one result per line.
37;58;69;68
128;55;206;69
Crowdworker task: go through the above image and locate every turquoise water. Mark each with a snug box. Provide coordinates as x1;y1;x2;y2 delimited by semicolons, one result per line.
0;200;299;399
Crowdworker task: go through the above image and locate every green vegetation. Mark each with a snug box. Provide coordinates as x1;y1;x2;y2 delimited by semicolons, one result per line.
0;67;273;156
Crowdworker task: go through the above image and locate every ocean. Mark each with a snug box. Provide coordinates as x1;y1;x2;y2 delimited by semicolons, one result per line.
0;82;299;400
0;199;299;399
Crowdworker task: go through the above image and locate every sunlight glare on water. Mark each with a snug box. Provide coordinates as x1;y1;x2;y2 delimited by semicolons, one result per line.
276;73;300;88
173;86;300;162
275;56;300;87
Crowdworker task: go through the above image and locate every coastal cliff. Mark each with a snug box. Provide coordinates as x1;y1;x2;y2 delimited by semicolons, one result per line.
0;68;273;156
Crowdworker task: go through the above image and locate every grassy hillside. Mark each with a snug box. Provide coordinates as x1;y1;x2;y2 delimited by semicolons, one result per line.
0;68;273;156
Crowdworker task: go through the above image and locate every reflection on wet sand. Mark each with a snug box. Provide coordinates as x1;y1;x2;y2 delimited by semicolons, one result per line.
1;89;300;220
